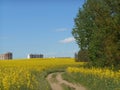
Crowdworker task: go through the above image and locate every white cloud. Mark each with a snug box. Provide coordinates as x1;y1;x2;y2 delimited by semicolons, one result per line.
56;28;68;32
59;37;75;43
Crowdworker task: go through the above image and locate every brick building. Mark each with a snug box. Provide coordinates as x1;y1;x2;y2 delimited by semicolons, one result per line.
0;52;13;60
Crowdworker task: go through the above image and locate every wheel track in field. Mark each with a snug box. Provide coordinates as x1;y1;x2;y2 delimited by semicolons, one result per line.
46;72;86;90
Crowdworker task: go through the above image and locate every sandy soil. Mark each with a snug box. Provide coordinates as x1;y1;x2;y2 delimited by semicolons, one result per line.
46;72;86;90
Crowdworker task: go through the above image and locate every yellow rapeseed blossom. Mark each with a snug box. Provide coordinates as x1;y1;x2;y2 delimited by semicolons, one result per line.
67;67;120;82
0;58;84;90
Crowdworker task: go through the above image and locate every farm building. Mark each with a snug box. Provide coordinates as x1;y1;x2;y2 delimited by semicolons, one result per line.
0;52;13;60
27;54;44;59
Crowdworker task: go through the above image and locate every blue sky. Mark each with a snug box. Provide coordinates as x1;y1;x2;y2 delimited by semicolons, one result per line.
0;0;84;58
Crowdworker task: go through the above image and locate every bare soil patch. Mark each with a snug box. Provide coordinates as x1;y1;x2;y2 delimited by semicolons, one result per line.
46;72;86;90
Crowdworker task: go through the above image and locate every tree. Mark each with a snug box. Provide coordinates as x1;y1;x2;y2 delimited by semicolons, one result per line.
75;50;89;62
72;0;120;69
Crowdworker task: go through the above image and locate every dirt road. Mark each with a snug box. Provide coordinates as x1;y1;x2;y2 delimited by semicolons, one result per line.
46;72;86;90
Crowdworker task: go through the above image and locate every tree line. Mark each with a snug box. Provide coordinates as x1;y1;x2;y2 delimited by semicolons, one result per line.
72;0;120;69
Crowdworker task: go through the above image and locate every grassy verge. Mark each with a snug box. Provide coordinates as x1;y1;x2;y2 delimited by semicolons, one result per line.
62;72;120;90
31;67;65;90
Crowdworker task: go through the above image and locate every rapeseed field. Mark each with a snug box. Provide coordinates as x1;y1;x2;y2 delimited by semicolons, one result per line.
64;67;120;90
0;58;120;90
0;58;83;90
67;67;120;80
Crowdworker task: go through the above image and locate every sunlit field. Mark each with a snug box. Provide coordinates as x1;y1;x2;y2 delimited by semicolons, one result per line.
63;67;120;90
0;58;83;90
0;58;120;90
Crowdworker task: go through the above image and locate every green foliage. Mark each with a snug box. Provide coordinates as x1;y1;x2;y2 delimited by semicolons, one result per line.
72;0;120;68
75;50;89;62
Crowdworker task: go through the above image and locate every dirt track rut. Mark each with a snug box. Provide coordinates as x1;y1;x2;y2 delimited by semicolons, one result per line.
46;72;86;90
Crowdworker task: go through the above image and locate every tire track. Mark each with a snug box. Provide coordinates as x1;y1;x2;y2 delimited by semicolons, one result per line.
46;72;86;90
